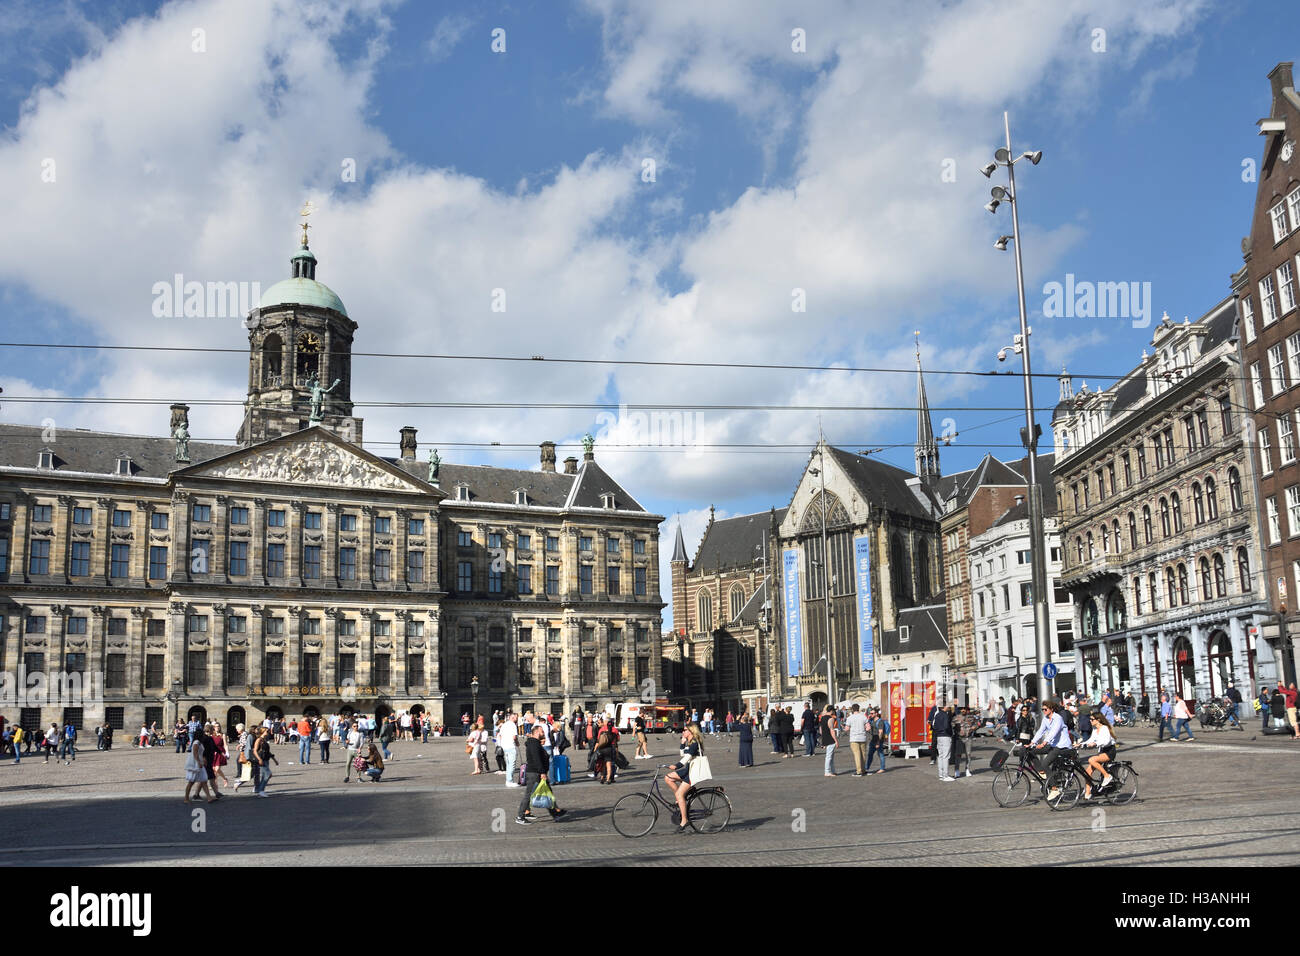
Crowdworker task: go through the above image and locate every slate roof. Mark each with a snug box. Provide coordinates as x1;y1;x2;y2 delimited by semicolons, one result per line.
0;423;234;480
991;500;1029;529
877;597;949;656
693;508;787;573
826;446;937;519
734;579;771;625
672;522;688;562
0;422;649;512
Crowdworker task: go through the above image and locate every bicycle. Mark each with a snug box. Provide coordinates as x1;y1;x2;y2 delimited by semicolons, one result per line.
611;764;733;837
990;743;1133;811
990;743;1065;809
1037;747;1139;810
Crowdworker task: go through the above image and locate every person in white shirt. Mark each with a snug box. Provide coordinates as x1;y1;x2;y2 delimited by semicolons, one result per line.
498;713;520;786
1030;700;1073;800
1078;711;1118;798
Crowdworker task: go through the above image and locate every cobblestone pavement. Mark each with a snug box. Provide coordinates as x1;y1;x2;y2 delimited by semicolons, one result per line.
2;725;1297;866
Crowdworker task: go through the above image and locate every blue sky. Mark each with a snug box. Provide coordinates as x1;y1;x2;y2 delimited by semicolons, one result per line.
0;0;1294;622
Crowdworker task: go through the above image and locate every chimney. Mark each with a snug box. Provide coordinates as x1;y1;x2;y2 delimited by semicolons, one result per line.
540;441;557;473
563;456;578;475
399;426;418;460
169;403;190;433
1270;62;1295;104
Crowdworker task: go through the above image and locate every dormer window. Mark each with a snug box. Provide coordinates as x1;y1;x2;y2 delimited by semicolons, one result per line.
116;455;132;476
37;449;53;469
456;483;470;502
899;625;911;644
514;489;528;506
601;492;616;509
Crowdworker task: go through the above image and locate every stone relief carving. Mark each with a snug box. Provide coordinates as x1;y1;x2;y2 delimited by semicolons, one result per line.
107;640;128;650
198;439;413;491
228;637;249;648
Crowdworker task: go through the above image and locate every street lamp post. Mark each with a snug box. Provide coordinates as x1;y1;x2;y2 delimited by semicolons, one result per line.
470;675;479;725
985;111;1054;701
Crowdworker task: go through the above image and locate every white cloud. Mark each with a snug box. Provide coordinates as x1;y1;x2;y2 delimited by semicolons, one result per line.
428;13;475;62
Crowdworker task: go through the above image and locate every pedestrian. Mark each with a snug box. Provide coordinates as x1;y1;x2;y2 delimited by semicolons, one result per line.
931;701;955;781
379;713;396;760
59;720;77;764
253;727;277;797
183;730;216;804
783;706;796;757
357;741;385;782
1171;694;1195;741
516;724;567;826
1158;692;1174;741
1224;682;1243;728
211;722;231;790
737;711;754;767
500;711;520;786
768;708;782;754
953;706;976;778
845;703;870;776
138;723;150;748
317;716;331;763
633;713;650;759
95;724;104;751
800;702;817;757
343;722;363;782
593;720;618;784
233;723;252;791
927;700;940;766
460;712;471;736
43;723;59;763
1285;683;1300;739
821;704;839;777
868;707;890;774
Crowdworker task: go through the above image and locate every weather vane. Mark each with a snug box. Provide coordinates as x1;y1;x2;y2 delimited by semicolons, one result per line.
298;199;314;247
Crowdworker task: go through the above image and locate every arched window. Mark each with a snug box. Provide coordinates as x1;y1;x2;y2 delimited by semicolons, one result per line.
698;590;713;633
1208;631;1234;698
1086;531;1095;560
1192;482;1205;524
261;332;284;386
1112;520;1121;553
1199;557;1212;602
1143;506;1153;544
1128;512;1138;548
1081;598;1098;637
1166;567;1178;607
1076;536;1085;563
1100;526;1109;554
1237;547;1251;592
1229;467;1243;511
1177;563;1189;605
1159;497;1171;537
1213;552;1226;597
1148;572;1159;611
729;585;746;622
1132;576;1144;615
1104;589;1126;632
1206;476;1219;519
1171;492;1183;532
891;534;910;602
915;539;931;601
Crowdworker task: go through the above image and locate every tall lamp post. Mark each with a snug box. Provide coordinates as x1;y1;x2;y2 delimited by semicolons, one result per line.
167;679;182;734
983;111;1054;701
470;675;480;725
808;448;836;707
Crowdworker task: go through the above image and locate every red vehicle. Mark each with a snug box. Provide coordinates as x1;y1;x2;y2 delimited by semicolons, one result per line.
884;680;936;756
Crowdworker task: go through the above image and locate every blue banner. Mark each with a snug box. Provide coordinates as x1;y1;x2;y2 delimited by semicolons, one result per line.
783;548;803;676
854;535;874;672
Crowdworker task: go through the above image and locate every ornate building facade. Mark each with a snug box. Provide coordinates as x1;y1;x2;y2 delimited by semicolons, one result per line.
0;233;664;736
1053;299;1267;703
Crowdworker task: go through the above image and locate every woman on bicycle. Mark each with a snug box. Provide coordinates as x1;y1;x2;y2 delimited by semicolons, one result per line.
665;723;704;835
1078;711;1117;799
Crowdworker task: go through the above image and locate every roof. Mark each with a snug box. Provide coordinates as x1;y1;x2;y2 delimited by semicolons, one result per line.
734;579;770;625
877;598;949;655
564;458;646;512
672;522;688;562
826;446;936;519
693;508;786;573
259;277;348;316
935;451;1056;516
388;457;577;508
991;500;1029;529
0;423;234;479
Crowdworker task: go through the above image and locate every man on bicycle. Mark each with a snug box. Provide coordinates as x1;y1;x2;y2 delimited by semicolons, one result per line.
1030;700;1073;801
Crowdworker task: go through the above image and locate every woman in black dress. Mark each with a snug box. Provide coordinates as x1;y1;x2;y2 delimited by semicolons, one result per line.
737;711;754;767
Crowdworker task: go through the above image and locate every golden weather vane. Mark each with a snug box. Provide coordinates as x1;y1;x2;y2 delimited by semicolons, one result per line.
298;199;314;247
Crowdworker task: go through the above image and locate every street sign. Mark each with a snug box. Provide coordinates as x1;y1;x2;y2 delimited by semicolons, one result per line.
1042;662;1058;679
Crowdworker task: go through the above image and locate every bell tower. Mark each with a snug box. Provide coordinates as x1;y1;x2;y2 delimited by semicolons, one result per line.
238;204;363;445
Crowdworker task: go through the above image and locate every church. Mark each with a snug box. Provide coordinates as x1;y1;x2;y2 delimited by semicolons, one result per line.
0;224;666;737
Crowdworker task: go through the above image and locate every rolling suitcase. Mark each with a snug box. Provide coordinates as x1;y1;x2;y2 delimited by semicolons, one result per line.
550;752;571;784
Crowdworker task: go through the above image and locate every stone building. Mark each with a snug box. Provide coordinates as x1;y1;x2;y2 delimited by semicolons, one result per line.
0;231;664;737
1232;60;1300;686
1053;299;1267;704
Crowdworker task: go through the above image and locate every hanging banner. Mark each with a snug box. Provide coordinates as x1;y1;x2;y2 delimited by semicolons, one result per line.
783;548;803;676
854;534;874;672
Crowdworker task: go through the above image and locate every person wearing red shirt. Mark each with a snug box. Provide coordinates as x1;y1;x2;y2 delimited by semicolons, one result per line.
297;717;313;764
1284;683;1299;739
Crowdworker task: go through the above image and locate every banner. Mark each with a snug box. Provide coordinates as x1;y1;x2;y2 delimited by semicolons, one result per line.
783;548;803;676
853;534;874;672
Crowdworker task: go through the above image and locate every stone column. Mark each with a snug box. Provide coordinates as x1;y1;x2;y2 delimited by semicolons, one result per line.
95;497;112;585
1229;616;1251;695
169;601;188;695
1154;629;1170;696
90;604;108;720
395;610;410;693
171;492;192;585
213;495;229;584
212;604;228;695
249;606;265;689
287;606;303;688
11;492;30;584
396;509;410;590
1189;622;1205;703
54;495;73;585
427;609;442;694
323;608;338;689
359;612;373;687
288;503;304;584
596;618;611;695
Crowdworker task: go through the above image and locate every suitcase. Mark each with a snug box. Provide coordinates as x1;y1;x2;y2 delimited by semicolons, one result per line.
550;752;571;784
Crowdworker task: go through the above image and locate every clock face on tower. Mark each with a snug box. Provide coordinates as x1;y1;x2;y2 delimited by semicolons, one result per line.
297;332;321;379
1283;140;1295;163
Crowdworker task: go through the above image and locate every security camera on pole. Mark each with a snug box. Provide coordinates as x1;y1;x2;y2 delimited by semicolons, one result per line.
983;111;1054;700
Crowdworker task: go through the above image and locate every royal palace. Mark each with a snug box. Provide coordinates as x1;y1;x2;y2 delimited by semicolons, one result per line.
0;231;666;737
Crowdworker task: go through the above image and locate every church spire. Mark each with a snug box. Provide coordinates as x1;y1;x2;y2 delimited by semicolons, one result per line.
915;331;940;483
671;518;688;563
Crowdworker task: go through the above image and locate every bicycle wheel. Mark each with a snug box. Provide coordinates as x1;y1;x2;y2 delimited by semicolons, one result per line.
1106;765;1138;806
686;788;732;834
1045;769;1081;811
991;768;1031;808
611;793;659;837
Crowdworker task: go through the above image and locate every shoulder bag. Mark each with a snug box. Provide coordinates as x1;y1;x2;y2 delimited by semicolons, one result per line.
688;754;713;785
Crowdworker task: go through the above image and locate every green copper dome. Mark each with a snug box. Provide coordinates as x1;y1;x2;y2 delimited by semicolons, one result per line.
258;277;347;316
259;240;347;315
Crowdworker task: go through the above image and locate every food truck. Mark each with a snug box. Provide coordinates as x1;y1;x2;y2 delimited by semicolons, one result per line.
883;680;937;757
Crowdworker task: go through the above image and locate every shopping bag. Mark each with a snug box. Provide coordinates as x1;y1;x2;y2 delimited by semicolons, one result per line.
688;755;713;785
239;762;253;782
530;779;556;810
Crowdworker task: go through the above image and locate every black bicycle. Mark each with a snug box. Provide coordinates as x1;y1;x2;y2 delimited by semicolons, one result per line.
611;764;732;837
990;744;1136;810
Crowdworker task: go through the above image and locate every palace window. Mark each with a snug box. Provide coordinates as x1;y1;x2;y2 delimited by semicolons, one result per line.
266;543;285;578
110;543;129;578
